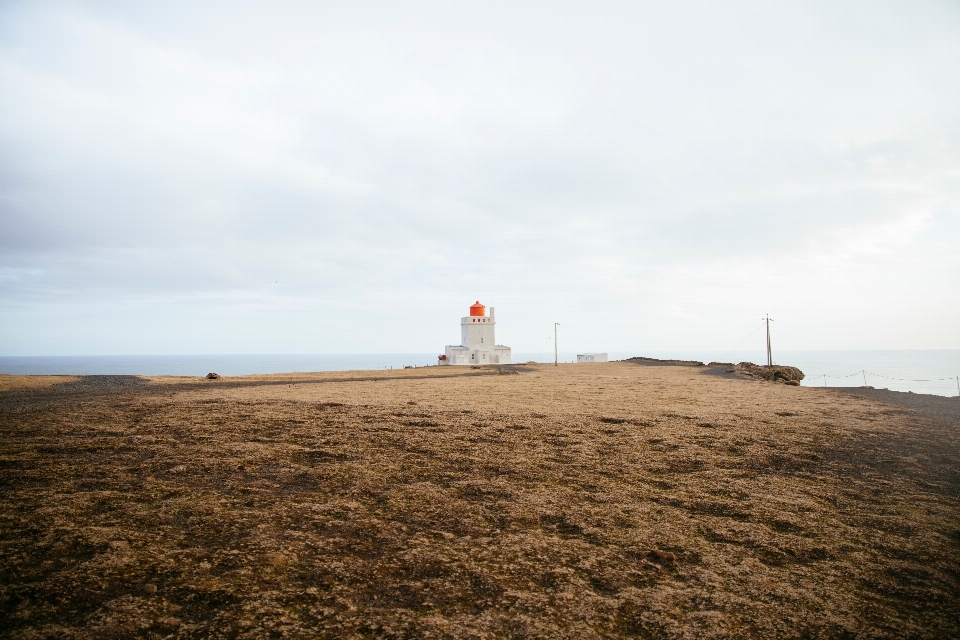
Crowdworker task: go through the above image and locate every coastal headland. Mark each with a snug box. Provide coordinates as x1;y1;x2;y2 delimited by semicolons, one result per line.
1;361;958;638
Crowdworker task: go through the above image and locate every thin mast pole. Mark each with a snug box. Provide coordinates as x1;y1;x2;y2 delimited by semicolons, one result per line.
765;315;772;366
554;323;559;366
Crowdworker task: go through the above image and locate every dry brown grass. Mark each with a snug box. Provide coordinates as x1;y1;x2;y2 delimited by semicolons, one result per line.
0;375;78;392
1;362;958;638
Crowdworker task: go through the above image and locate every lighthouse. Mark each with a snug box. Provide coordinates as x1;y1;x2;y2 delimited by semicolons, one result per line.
439;301;512;365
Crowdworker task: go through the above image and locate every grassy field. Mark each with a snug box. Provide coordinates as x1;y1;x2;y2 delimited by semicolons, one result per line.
1;362;958;638
0;375;78;392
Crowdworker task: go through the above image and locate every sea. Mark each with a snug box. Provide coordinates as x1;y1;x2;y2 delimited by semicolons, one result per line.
1;350;958;397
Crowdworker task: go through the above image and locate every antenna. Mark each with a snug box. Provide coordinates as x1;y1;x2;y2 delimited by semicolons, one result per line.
765;315;773;366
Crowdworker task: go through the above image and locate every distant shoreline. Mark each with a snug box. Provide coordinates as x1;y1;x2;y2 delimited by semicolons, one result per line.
1;351;958;397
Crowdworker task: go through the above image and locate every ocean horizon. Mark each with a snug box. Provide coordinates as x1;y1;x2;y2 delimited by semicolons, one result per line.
1;350;958;397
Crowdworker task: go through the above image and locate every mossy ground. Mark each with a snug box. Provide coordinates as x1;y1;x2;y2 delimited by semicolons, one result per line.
1;363;958;638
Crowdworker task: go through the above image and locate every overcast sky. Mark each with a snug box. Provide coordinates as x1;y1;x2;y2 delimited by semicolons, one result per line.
1;1;958;356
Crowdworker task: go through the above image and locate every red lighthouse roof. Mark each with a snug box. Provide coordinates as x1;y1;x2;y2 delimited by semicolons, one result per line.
469;301;486;317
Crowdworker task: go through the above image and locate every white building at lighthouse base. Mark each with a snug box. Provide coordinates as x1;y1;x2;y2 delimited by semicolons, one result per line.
439;302;512;365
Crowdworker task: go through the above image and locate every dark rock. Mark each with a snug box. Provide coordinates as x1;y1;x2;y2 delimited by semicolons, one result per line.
206;373;221;380
736;362;804;383
646;549;676;564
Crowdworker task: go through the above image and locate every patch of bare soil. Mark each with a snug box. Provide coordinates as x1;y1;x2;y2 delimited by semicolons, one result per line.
1;364;958;638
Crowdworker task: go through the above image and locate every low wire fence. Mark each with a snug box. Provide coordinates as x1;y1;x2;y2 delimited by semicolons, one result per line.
801;370;960;396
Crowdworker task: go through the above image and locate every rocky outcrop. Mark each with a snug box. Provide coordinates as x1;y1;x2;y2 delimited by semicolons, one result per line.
736;362;804;385
625;357;706;367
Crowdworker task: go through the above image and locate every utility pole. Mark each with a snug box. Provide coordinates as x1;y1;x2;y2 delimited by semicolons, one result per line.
554;323;559;366
765;315;773;366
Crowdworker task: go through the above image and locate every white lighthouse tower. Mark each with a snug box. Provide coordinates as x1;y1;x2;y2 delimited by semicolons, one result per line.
439;301;512;365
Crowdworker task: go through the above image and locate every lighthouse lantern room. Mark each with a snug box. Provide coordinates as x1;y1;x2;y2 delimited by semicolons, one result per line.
439;301;512;365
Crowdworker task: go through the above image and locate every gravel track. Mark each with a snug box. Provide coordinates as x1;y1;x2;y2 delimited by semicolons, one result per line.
826;387;960;424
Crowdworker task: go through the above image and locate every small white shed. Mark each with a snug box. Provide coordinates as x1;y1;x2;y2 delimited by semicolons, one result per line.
577;353;608;363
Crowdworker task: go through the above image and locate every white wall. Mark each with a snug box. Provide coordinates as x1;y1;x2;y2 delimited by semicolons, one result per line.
441;312;512;365
461;316;496;350
577;353;608;363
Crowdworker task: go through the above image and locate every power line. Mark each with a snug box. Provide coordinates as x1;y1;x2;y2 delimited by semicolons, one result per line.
720;319;768;363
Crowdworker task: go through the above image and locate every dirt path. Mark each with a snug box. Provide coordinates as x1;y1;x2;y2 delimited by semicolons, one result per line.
826;386;960;424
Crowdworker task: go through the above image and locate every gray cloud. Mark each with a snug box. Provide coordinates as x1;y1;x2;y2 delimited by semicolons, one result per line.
1;1;958;354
